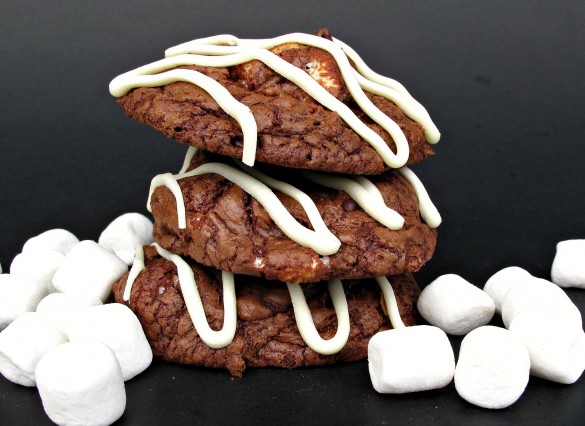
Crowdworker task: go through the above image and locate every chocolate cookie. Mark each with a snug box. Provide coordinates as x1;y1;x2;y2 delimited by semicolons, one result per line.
149;151;437;283
113;29;437;174
112;246;420;376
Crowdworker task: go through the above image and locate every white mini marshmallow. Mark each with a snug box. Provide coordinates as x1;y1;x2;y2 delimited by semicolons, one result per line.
66;303;152;381
10;249;64;293
454;326;530;409
368;325;455;394
36;293;102;334
98;213;153;265
0;274;48;330
0;312;67;386
417;274;495;335
52;240;127;302
483;267;532;314
22;228;79;256
501;277;581;328
509;310;585;384
551;239;585;288
35;340;126;426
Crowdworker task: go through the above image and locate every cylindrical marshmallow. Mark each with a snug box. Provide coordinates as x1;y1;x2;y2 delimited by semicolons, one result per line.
454;326;530;409
0;312;67;387
36;293;102;334
22;229;79;256
417;274;495;335
10;249;64;293
368;325;455;394
52;240;128;302
35;340;126;426
509;310;585;384
551;239;585;288
66;303;152;381
501;277;581;328
483;267;532;314
98;213;154;265
0;273;48;330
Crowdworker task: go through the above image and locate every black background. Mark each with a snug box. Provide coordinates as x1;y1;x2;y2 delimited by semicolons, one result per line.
1;1;584;424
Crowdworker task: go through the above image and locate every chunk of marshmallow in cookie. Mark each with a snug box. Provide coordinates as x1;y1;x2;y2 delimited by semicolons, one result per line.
36;293;102;334
509;310;585;384
417;274;495;335
454;326;530;409
0;312;66;386
98;213;153;265
10;249;64;293
22;229;79;256
501;277;581;328
66;303;152;381
368;325;455;393
0;274;48;330
52;240;127;302
551;239;585;288
35;340;126;426
483;266;532;314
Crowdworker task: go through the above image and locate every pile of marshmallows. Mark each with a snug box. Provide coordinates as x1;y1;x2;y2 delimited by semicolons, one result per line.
0;213;154;426
2;212;585;423
368;239;585;409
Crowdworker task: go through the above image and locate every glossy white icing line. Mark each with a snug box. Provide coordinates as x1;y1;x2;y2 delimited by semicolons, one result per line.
234;160;337;240
332;36;441;144
154;243;237;349
123;244;145;302
165;35;410;168
179;146;199;174
286;279;350;355
147;162;341;256
302;171;405;230
110;65;257;167
398;167;442;228
375;276;406;329
146;173;186;228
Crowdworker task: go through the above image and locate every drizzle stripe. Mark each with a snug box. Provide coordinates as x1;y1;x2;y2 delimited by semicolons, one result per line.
123;244;145;302
398;167;442;228
375;276;406;329
286;279;350;355
154;243;237;348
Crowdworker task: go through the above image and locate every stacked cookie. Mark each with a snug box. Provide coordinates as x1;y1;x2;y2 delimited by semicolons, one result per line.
109;29;441;376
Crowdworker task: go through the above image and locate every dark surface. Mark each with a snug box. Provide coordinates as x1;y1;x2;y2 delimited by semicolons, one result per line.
1;0;584;424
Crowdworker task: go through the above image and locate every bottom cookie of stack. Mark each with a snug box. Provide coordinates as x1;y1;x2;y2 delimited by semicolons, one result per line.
113;245;420;376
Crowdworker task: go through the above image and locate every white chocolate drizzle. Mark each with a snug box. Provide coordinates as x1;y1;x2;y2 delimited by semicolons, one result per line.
286;279;350;355
398;167;442;228
110;32;440;169
375;276;406;329
178;146;199;174
154;243;237;348
123;243;145;301
147;161;341;256
301;170;405;230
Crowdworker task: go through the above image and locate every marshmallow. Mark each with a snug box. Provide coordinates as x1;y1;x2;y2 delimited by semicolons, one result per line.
509;310;585;384
98;213;153;265
52;240;127;302
501;277;581;328
0;274;48;330
551;239;585;288
417;274;495;335
368;325;455;394
22;229;79;256
35;340;126;426
10;249;64;293
0;312;67;386
36;293;102;334
483;267;532;314
66;303;152;381
454;326;530;409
